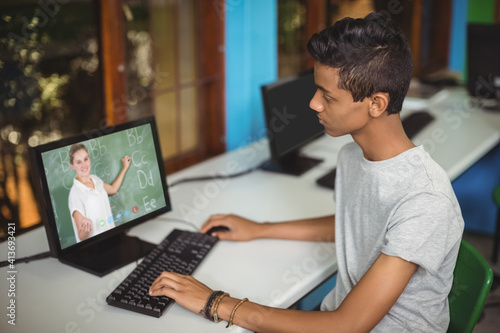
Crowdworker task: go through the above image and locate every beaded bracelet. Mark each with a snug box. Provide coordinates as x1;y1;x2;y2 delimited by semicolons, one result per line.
199;290;224;320
226;298;249;328
212;292;229;322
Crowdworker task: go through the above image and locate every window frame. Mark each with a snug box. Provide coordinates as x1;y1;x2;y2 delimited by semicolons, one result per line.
99;0;226;174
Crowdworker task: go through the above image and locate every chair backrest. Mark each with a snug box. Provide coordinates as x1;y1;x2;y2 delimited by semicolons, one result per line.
447;239;493;333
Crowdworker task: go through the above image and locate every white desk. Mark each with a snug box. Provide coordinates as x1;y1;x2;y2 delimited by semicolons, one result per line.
1;86;500;333
0;136;340;333
402;86;500;181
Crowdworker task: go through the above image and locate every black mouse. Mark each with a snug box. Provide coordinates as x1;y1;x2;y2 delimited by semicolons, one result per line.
205;225;230;235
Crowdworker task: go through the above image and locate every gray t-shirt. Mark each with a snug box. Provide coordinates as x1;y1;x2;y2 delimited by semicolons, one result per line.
321;143;464;332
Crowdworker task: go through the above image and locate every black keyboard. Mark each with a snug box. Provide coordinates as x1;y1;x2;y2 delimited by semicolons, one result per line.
106;229;218;318
316;168;336;190
402;110;435;139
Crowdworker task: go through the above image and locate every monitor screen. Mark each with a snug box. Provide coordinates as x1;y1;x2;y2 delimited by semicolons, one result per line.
260;71;324;175
30;117;171;276
467;23;500;107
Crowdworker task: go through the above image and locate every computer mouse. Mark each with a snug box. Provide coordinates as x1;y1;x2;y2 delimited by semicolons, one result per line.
204;225;230;235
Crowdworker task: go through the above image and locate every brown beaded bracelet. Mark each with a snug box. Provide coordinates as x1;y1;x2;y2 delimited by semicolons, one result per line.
226;298;249;328
212;292;229;322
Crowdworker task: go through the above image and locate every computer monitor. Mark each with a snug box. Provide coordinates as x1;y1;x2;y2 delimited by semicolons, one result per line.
30;116;171;276
467;23;500;110
260;70;325;175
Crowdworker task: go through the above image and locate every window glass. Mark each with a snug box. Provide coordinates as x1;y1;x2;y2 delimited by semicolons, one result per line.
277;0;375;77
278;0;308;77
0;0;102;236
123;0;201;160
327;0;374;25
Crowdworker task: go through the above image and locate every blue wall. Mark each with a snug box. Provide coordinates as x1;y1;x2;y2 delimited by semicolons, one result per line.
448;0;497;79
448;0;469;78
224;0;500;235
448;0;500;235
225;0;278;151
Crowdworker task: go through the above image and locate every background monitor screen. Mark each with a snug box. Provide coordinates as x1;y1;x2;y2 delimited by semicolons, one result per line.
30;117;171;276
260;70;324;175
467;23;500;108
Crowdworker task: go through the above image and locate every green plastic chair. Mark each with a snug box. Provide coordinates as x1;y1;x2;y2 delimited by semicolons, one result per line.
447;239;493;333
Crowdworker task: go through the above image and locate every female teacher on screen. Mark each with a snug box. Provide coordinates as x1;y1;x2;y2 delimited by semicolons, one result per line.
68;143;131;242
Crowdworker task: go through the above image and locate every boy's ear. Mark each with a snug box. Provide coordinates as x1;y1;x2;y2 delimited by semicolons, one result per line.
368;92;390;118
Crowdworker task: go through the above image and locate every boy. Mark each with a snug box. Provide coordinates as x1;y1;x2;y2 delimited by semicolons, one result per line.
150;12;464;332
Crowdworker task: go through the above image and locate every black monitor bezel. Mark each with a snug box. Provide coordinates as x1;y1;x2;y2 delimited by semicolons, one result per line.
260;69;324;160
467;23;500;102
260;70;324;175
29;116;171;264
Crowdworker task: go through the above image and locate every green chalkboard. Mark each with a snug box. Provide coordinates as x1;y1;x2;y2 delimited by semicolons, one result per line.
40;123;167;249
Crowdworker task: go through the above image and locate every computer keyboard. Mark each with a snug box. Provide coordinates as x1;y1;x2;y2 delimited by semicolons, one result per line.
402;110;435;139
316;168;336;190
106;229;218;318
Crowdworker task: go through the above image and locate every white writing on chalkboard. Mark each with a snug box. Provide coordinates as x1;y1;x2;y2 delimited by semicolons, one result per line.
132;151;147;167
137;170;154;189
88;139;107;158
93;162;115;180
59;150;70;172
143;196;157;212
127;128;143;146
63;173;74;190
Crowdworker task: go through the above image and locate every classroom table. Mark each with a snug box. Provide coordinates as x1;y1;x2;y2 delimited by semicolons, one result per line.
1;86;500;333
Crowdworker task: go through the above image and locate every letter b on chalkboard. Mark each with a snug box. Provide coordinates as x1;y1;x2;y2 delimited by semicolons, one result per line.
127;128;144;146
137;170;154;188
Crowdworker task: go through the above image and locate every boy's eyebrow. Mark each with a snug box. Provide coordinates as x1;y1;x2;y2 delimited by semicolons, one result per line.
316;84;333;95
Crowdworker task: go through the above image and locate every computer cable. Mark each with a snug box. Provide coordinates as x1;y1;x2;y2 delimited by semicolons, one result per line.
168;161;265;188
0;219;202;268
0;163;263;268
153;217;200;231
0;251;51;268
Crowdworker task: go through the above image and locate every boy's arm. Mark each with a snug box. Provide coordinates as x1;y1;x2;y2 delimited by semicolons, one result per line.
328;253;418;331
224;252;417;332
201;214;335;242
150;252;417;332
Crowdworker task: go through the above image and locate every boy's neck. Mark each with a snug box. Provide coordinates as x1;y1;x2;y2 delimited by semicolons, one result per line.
352;113;415;162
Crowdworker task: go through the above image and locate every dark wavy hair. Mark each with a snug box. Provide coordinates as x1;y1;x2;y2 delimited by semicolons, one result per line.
307;12;413;114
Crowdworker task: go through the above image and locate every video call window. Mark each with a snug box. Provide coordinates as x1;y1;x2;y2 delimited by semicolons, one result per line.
39;123;167;249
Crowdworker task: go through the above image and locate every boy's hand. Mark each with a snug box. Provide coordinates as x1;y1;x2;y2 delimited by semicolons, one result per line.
149;272;212;315
200;214;263;241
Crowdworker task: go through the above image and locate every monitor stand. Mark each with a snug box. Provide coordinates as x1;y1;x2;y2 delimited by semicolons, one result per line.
261;151;322;176
59;233;156;277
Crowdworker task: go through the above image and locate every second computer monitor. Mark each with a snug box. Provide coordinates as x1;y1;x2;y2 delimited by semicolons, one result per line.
260;70;324;175
467;23;500;110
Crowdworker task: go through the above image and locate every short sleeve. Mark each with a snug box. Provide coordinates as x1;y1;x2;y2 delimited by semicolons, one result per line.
68;187;86;219
382;192;463;275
